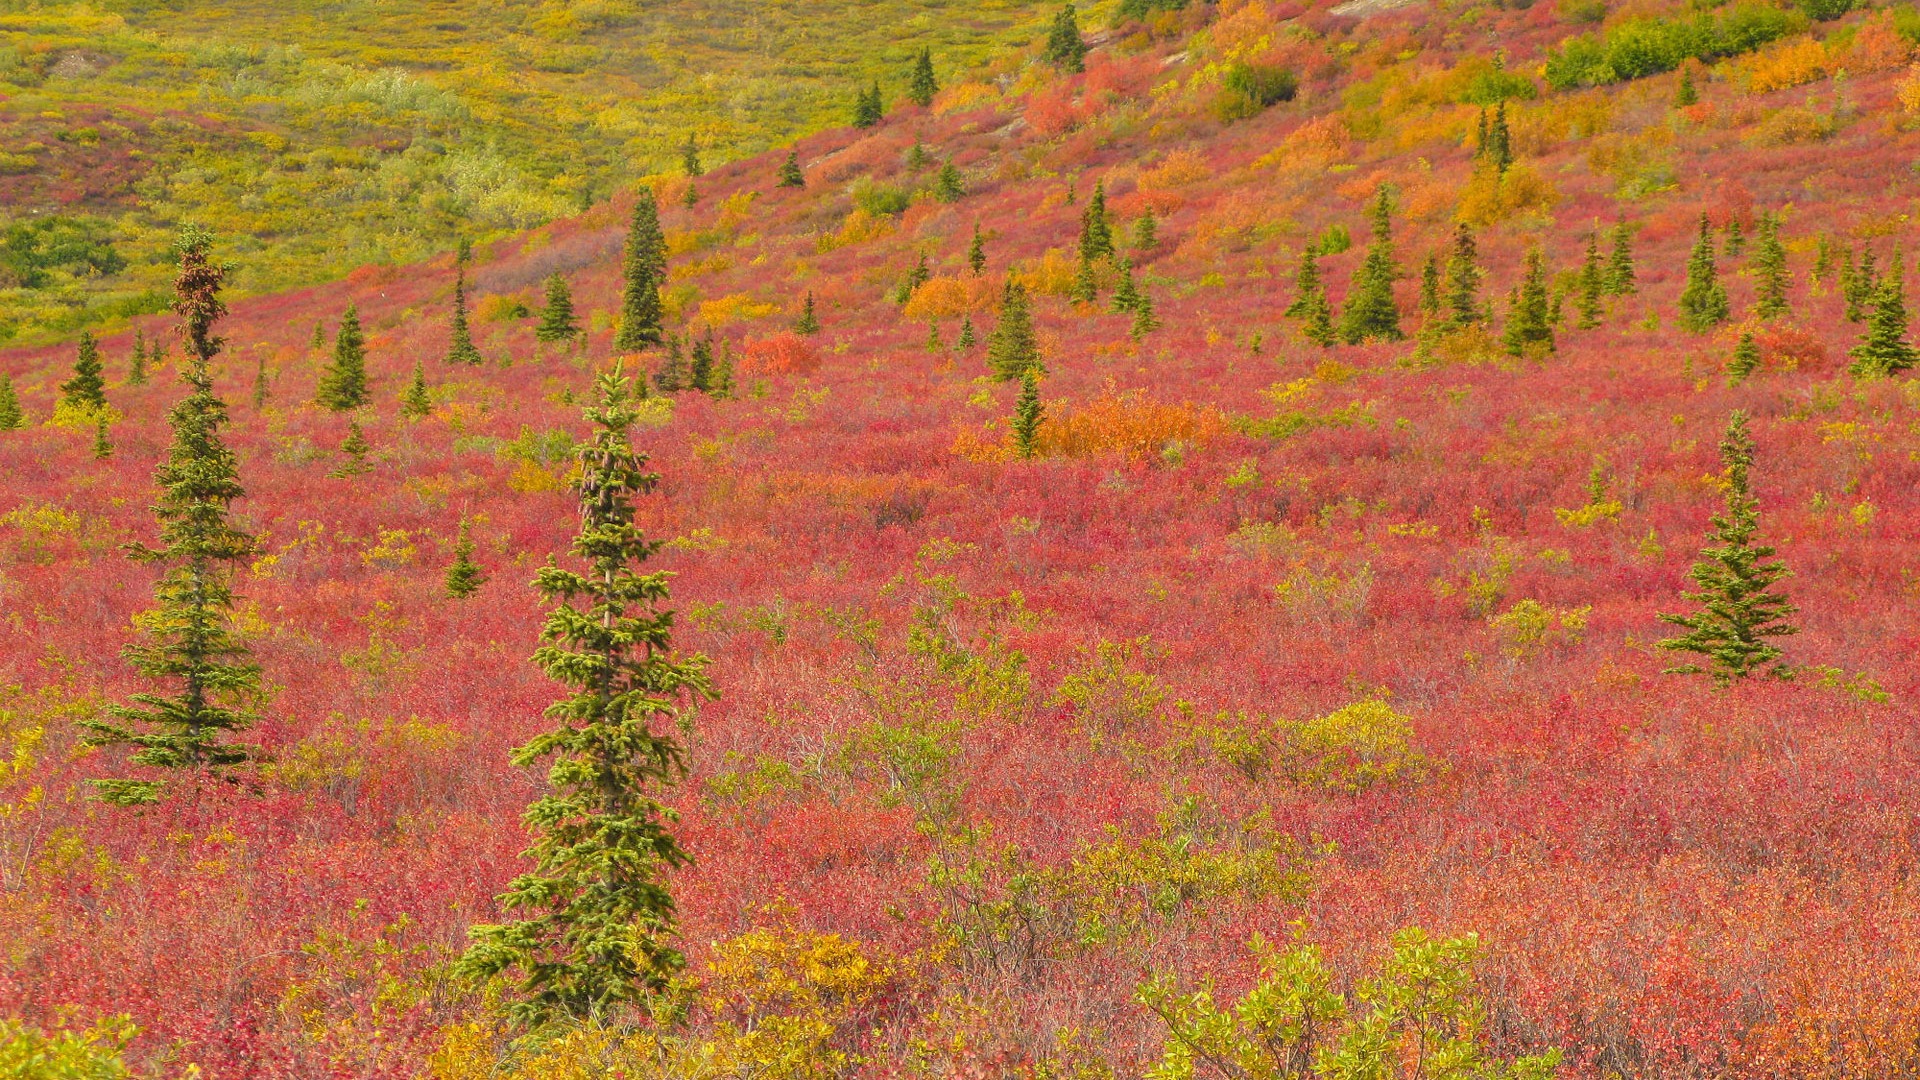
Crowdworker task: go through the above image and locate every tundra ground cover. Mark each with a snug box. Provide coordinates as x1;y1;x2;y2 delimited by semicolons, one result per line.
2;0;1919;1075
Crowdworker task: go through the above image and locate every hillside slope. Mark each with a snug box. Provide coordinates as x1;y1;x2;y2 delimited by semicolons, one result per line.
3;0;1920;1076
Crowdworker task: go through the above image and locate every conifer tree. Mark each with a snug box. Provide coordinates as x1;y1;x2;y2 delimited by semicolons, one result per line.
654;335;689;393
1444;223;1482;328
908;48;939;107
680;133;703;178
1301;283;1336;347
315;303;369;411
537;275;581;344
1657;410;1797;683
1605;221;1637;295
1133;208;1158;252
853;83;883;127
312;321;327;351
1483;101;1513;173
401;361;433;419
615;190;668;352
0;375;22;430
957;314;977;349
448;247;483;365
1130;287;1161;339
456;365;714;1024
968;224;987;276
1419;252;1441;319
681;182;699;210
1724;218;1745;257
445;519;487;599
1339;185;1404;344
794;292;820;335
925;321;944;352
1112;257;1143;315
906;141;929;170
987;280;1041;381
901;253;931;302
1079;180;1114;262
777;151;805;189
1285;246;1322;319
1844;248;1877;322
1071;254;1098;304
92;417;113;461
129;329;149;386
1674;63;1698;107
1678;214;1730;333
330;421;371;478
1752;213;1790;320
935;160;965;203
1013;367;1044;458
1577;232;1606;330
711;341;735;399
1812;235;1835;294
1848;248;1917;378
61;331;107;413
1503;248;1554;356
689;332;715;392
1045;3;1088;73
1727;331;1760;385
80;226;261;806
252;355;270;410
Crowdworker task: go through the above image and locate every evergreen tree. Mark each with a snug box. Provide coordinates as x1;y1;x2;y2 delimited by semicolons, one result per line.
853;83;884;128
794;292;821;335
1079;180;1114;262
654;335;689;393
957;314;977;349
1605;221;1637;296
311;321;327;350
901;253;931;302
1133;207;1158;252
616;189;668;351
1130;287;1161;339
401;361;433;419
1844;247;1877;323
987;280;1041;381
681;182;699;210
0;374;23;430
330;421;371;478
1724;218;1745;257
1112;257;1143;314
1419;252;1441;319
252;355;270;410
1752;213;1790;320
968;224;987;276
711;341;735;399
445;519;487;599
1812;235;1835;294
1445;223;1482;328
1674;63;1698;107
1503;248;1554;356
1045;3;1088;73
777;151;805;189
1013;367;1044;459
1285;246;1322;319
315;304;369;411
129;329;149;386
905;141;929;170
935;159;965;203
925;320;944;352
79;226;261;807
1300;283;1336;347
61;331;107;413
680;133;703;178
537;275;581;344
1678;214;1730;333
1848;248;1917;377
1070;254;1099;304
1482;101;1513;173
456;365;714;1024
908;48;939;107
1727;331;1761;385
448;248;483;365
1577;232;1606;330
1338;185;1404;344
689;331;715;392
92;417;113;461
1657;411;1797;683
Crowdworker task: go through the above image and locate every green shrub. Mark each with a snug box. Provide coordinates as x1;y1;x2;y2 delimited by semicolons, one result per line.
1543;4;1805;89
0;1017;134;1080
1212;62;1297;121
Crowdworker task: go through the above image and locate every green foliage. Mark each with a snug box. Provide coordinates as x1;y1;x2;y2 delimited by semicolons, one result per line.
680;133;703;178
1079;181;1115;263
1728;331;1761;384
1139;928;1562;1080
907;48;939;107
59;331;107;413
1476;102;1513;174
536;274;581;343
1658;410;1798;683
1134;207;1158;252
0;214;125;290
968;223;987;276
447;256;483;366
1843;247;1877;323
1674;63;1699;106
401;361;432;419
1848;250;1916;378
1503;250;1554;356
853;82;885;128
1751;213;1790;321
957;313;976;348
1544;4;1806;89
1606;221;1637;296
1131;286;1161;339
935;159;966;203
457;365;715;1025
852;181;912;217
1013;369;1044;459
0;1015;135;1080
328;421;372;478
127;330;149;386
79;227;261;806
1576;233;1605;329
0;375;23;430
777;150;805;189
315;304;370;411
794;292;820;335
1338;186;1403;345
654;335;689;393
445;519;487;599
1071;253;1099;304
987;280;1041;381
91;416;112;461
1046;3;1088;73
1214;62;1297;121
1444;223;1482;329
1678;214;1729;333
616;190;668;352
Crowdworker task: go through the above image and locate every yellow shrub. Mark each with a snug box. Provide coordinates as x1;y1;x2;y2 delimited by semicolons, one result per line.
1038;389;1228;461
816;208;894;253
1898;63;1920;114
1271;699;1435;793
1745;36;1831;94
1455;162;1558;228
901;276;979;320
934;80;1001;115
1013;248;1078;297
696;293;779;327
1137;148;1213;209
1488;598;1590;659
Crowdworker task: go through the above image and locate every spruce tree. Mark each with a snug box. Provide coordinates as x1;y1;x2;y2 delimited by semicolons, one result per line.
129;329;149;386
1657;410;1797;684
61;331;107;413
1339;185;1404;344
1013;367;1044;458
1070;254;1098;304
1445;223;1481;328
1130;287;1161;339
777;151;805;189
537;275;581;344
908;48;939;107
1484;101;1513;174
456;365;714;1025
1848;248;1917;378
615;189;668;352
1285;246;1322;319
681;182;699;210
315;303;369;411
401;361;433;419
794;292;820;335
252;355;269;410
1045;3;1088;73
1845;248;1877;323
654;335;688;393
1112;257;1143;314
1133;207;1158;252
1752;213;1790;320
1577;232;1606;330
0;375;22;430
1079;180;1114;262
925;320;944;352
853;83;883;128
968;224;987;276
935;160;965;203
1724;218;1745;257
1674;63;1698;107
689;332;715;392
92;417;113;461
445;519;487;599
957;314;977;349
901;253;931;301
1301;283;1336;347
1605;221;1637;296
329;421;371;478
711;342;735;399
1678;214;1730;333
1503;248;1554;356
1419;252;1441;319
80;226;261;807
680;133;703;178
1728;332;1761;384
448;248;483;365
987;280;1041;381
312;321;327;351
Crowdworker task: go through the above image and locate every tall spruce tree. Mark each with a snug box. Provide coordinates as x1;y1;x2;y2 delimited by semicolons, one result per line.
445;518;487;599
456;365;714;1024
61;331;107;413
1576;232;1606;330
1079;181;1114;262
777;151;805;189
1751;213;1790;321
654;335;689;393
1482;101;1513;173
907;48;939;107
448;247;483;365
0;375;23;430
1133;207;1158;252
689;331;715;393
80;226;261;806
1285;246;1322;319
1657;411;1797;683
615;190;668;352
1848;247;1917;377
537;275;581;344
1339;185;1403;344
1445;223;1482;328
1046;4;1088;72
968;223;987;276
1419;252;1442;319
129;329;149;386
987;280;1041;381
1503;248;1554;356
1678;214;1730;333
315;303;369;411
1013;367;1044;458
1605;221;1637;296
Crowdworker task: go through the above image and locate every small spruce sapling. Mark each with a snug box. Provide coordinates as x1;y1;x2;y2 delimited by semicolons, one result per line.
1503;248;1554;356
1752;213;1790;320
935;160;965;203
987;280;1042;381
252;355;270;410
315;304;369;411
1728;332;1761;384
92;417;113;461
448;244;483;365
401;361;432;419
1848;246;1917;378
1445;223;1482;328
537;274;581;344
330;421;371;478
1133;208;1158;252
777;151;805;189
908;48;939;107
968;224;987;276
1079;180;1114;262
794;292;821;335
1605;221;1637;296
61;331;108;414
681;133;703;178
445;519;487;599
1013;368;1044;459
129;329;149;386
1045;3;1088;73
0;375;23;429
1678;214;1730;333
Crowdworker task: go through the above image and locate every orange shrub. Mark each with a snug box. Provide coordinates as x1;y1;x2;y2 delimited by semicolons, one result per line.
1745;36;1831;94
902;276;981;320
1013;249;1078;297
1026;85;1083;137
741;332;822;375
1136;148;1212;211
1851;13;1914;73
1038;388;1229;461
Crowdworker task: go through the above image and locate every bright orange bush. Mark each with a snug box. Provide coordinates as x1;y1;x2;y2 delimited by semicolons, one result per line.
741;332;822;375
1037;388;1228;461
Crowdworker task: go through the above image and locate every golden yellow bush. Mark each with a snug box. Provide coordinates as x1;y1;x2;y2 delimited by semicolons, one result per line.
816;208;894;253
696;293;780;327
934;80;1000;115
1137;148;1213;210
1745;36;1831;94
901;276;979;320
1899;64;1920;114
1455;162;1558;227
1038;389;1229;461
1013;248;1079;297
